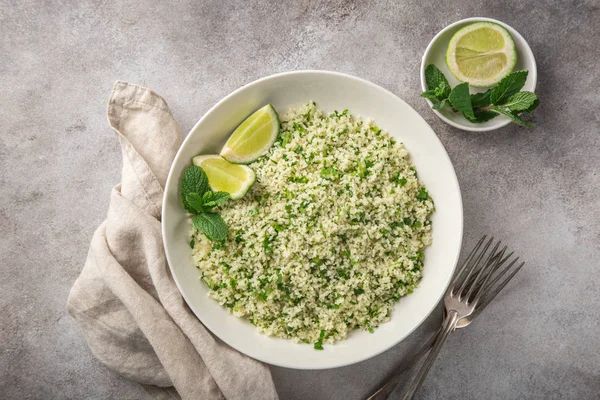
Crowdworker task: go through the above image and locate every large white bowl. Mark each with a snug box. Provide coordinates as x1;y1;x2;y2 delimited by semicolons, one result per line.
421;17;537;132
162;71;463;369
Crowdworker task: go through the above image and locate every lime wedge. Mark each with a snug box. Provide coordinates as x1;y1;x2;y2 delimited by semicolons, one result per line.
192;155;255;200
446;22;517;87
220;104;280;164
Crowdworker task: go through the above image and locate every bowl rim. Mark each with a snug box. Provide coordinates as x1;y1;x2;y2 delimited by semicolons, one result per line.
420;16;538;132
162;69;463;369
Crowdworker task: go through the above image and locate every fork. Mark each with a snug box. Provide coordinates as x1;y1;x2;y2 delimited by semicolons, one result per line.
368;235;524;400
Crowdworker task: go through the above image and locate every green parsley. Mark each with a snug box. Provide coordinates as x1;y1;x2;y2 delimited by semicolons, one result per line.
262;235;274;254
320;166;340;181
416;188;429;201
288;176;309;184
293;122;305;133
314;329;326;350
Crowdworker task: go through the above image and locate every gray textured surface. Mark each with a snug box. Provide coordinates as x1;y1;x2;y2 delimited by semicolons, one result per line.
1;0;599;399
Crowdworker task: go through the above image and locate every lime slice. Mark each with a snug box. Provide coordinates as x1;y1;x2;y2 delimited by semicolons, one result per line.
446;22;517;87
220;104;280;164
192;155;255;200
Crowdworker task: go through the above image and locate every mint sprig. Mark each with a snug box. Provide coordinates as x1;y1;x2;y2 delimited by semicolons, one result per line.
181;165;209;213
181;165;229;241
421;65;539;126
424;64;451;98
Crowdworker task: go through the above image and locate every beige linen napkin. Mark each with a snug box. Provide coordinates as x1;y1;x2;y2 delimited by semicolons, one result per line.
67;81;279;400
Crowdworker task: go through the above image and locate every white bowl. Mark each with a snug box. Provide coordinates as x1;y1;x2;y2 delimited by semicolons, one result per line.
421;17;537;132
162;71;463;369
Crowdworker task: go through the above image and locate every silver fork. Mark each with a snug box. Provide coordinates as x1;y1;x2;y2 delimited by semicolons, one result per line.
368;236;524;400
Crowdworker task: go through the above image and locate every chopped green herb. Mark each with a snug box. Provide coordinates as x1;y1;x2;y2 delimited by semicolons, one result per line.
336;268;349;279
288;176;309;184
314;329;326;350
320;166;340;181
280;131;292;147
293;122;305;133
263;236;274;254
273;223;285;232
416;188;429;201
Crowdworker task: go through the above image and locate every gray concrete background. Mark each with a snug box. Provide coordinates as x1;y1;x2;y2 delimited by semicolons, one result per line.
1;0;599;399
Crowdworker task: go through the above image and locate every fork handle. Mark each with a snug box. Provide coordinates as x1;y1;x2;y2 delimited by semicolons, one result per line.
402;310;460;400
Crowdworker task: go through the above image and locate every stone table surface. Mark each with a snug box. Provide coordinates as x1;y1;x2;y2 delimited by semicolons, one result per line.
2;0;599;399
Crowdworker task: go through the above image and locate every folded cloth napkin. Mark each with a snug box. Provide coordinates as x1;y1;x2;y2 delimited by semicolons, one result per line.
67;82;279;400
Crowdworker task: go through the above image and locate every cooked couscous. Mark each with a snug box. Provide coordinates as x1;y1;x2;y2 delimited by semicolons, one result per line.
191;103;434;348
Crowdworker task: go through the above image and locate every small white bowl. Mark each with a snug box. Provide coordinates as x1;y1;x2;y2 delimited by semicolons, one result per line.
420;17;537;132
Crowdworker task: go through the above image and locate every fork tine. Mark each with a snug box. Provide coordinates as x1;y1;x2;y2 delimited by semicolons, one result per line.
483;255;519;293
469;245;506;304
461;241;501;300
463;249;514;293
476;260;525;312
458;238;497;298
465;242;506;299
448;235;486;291
455;237;494;295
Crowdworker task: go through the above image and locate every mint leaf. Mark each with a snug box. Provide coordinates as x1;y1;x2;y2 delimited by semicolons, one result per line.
490;71;528;105
186;192;208;213
434;81;451;99
422;65;451;103
470;90;492;108
181;165;209;213
524;98;540;114
490;106;534;127
201;191;230;208
201;190;213;203
432;99;448;110
192;213;228;241
186;191;229;212
468;110;498;123
448;83;474;119
504;92;538;112
424;64;449;92
421;90;438;100
209;192;230;206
